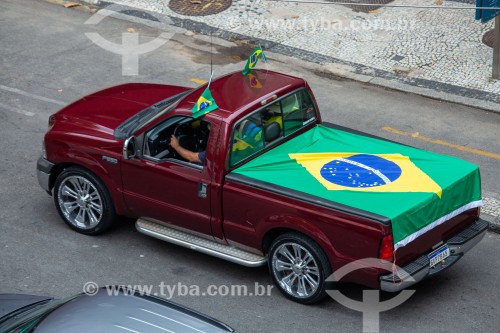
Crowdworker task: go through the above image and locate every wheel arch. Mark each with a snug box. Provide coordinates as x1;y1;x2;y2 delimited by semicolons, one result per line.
49;162;78;192
49;159;128;216
261;224;338;269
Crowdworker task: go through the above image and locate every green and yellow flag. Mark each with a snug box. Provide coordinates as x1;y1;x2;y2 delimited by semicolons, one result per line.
242;45;266;75
232;125;482;249
192;87;218;119
232;136;254;151
289;152;443;197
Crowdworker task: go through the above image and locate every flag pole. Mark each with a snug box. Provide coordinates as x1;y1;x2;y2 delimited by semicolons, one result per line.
259;43;266;62
208;70;214;88
259;43;270;74
210;32;213;85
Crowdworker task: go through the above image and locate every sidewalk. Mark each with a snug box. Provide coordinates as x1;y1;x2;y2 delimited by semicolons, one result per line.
59;0;500;231
79;0;500;112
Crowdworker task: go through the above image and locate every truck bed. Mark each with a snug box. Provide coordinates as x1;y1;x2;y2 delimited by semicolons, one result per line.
231;124;483;252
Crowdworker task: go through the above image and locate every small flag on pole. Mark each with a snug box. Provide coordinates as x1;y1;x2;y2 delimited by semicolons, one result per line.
242;45;266;75
192;86;218;119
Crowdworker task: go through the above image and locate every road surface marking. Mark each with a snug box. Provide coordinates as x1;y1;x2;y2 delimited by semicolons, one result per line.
0;84;66;106
383;126;500;160
190;78;207;85
0;102;35;117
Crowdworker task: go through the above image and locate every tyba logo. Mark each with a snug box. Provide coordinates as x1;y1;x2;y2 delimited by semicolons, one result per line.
84;4;175;76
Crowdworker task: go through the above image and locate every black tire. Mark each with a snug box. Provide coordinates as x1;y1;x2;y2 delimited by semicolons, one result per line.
53;166;116;235
268;232;332;304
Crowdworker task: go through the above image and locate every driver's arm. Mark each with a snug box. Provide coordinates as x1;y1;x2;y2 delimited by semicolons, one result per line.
170;135;202;163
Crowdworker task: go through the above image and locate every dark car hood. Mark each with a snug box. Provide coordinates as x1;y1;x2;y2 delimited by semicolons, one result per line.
54;83;190;138
0;294;52;319
0;290;236;333
34;290;234;333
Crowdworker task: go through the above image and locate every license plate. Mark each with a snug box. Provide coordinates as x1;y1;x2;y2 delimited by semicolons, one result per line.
428;244;450;268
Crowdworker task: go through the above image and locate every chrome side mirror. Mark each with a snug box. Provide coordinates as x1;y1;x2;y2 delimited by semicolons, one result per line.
123;137;136;160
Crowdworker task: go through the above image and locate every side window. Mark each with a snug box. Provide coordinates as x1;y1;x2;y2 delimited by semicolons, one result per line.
282;90;317;136
144;116;184;159
144;116;211;166
230;112;265;166
229;89;316;166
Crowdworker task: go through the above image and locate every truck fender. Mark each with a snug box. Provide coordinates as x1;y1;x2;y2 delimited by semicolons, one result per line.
259;217;341;269
49;147;128;216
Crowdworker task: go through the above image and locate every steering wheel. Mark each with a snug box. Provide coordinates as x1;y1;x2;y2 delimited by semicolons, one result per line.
170;123;198;160
173;123;185;138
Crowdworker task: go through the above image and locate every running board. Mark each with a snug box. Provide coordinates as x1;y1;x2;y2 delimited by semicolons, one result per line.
136;219;267;267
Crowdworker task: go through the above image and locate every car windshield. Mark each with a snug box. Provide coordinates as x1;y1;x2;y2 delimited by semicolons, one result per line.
114;90;192;140
0;295;79;333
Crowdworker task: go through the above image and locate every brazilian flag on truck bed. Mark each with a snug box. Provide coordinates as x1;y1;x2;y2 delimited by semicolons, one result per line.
232;125;482;250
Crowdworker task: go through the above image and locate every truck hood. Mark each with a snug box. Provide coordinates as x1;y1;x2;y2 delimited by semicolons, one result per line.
54;83;190;138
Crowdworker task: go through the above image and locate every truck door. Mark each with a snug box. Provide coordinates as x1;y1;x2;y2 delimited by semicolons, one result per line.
120;116;218;237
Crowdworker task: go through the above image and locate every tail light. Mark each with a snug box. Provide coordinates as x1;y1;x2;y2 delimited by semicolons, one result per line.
379;234;394;262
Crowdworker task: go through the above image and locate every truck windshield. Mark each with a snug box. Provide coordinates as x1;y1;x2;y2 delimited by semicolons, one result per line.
114;90;192;140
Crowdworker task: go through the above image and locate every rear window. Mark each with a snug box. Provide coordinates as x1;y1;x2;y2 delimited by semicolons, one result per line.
229;89;317;167
282;90;316;135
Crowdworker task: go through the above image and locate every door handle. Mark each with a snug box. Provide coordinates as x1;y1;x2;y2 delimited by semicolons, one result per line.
198;182;208;199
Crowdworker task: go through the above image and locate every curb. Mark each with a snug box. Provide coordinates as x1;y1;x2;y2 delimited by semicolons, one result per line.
482;213;500;234
483;192;500;234
69;0;500;115
52;0;500;114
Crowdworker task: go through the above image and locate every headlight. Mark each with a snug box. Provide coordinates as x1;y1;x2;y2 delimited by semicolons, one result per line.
48;114;55;129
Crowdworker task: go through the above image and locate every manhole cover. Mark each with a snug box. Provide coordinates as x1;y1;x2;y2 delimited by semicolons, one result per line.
169;0;232;16
326;0;394;13
483;29;494;48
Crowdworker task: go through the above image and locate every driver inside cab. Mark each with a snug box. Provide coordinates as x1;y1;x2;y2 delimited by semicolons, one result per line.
170;121;210;165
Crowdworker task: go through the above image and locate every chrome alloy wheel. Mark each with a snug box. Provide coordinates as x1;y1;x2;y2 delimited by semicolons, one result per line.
57;175;103;230
271;242;321;299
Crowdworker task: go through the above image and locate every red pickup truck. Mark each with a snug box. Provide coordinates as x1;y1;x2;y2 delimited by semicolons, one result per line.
37;70;487;304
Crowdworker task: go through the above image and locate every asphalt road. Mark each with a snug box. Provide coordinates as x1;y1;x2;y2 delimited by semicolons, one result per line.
1;1;499;332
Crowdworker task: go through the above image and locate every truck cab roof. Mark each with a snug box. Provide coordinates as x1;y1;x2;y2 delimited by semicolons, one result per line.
176;70;307;123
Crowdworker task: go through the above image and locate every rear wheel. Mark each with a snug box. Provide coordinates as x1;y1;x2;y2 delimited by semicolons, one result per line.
268;232;332;304
53;167;116;235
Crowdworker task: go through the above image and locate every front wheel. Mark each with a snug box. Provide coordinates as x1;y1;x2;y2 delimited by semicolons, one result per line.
268;232;332;304
53;167;116;235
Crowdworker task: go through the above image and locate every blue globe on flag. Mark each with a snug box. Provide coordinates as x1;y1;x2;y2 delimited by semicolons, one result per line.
199;101;210;110
320;154;402;188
